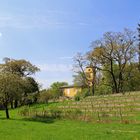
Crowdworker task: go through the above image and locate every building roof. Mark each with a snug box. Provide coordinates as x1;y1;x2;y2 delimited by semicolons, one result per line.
60;84;84;89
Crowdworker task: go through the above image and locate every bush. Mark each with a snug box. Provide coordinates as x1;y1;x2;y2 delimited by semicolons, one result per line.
19;106;30;116
74;94;81;101
49;108;62;118
24;98;33;105
81;88;90;98
74;88;90;101
65;109;83;120
95;84;112;95
39;90;52;103
32;92;39;103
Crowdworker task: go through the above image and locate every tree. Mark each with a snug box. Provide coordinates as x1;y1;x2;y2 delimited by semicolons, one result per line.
73;71;87;87
21;77;39;105
88;29;136;93
39;89;53;104
0;58;40;108
73;53;95;95
50;82;68;99
23;77;39;95
1;58;40;77
0;73;24;119
123;63;140;91
137;23;140;71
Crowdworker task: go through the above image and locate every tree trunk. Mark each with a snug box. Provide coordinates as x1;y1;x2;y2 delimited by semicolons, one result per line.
14;100;18;108
5;104;10;119
91;83;95;96
10;101;13;109
111;73;119;93
118;72;123;93
110;60;119;93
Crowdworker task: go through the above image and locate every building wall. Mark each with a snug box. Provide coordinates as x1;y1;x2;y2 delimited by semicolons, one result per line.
63;87;82;97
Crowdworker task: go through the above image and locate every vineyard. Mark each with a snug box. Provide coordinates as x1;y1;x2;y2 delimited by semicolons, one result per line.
20;91;140;123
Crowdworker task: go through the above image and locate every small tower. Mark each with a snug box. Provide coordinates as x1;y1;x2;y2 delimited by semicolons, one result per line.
85;66;95;87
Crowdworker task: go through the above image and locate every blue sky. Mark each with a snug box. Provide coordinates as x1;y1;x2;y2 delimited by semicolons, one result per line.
0;0;139;88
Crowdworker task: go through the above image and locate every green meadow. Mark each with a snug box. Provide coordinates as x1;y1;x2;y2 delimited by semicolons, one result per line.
1;92;140;140
1;112;140;140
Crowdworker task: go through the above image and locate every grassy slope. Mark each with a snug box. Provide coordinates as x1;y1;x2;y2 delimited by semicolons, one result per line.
1;92;140;140
0;115;140;140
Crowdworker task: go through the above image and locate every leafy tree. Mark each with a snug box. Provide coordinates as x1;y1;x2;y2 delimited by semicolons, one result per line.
39;89;53;103
21;77;39;105
0;73;24;119
23;77;39;95
123;63;140;91
0;58;40;107
1;58;40;77
50;82;68;99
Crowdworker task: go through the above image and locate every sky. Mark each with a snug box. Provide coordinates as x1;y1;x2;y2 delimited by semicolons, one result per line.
0;0;139;88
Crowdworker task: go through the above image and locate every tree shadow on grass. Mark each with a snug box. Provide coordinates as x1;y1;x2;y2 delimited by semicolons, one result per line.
0;117;19;121
0;115;56;124
22;115;56;124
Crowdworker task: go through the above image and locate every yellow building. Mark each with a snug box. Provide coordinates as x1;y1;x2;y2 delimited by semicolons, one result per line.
61;67;95;97
61;85;83;97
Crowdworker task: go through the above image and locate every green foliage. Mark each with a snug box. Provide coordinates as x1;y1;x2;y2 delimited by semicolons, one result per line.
1;58;40;77
38;81;68;104
0;58;40;108
50;82;68;99
23;77;39;94
74;94;81;101
82;88;91;97
74;88;90;101
19;106;30;116
95;84;112;95
32;92;40;103
49;108;62;118
87;29;137;93
0;72;24;118
39;89;53;103
123;63;140;91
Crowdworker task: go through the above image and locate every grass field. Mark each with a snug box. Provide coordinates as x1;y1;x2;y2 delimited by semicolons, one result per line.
1;92;140;140
1;113;140;140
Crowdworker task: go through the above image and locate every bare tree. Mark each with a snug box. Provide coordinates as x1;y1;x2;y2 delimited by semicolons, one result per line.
73;53;96;95
88;29;136;93
137;23;140;71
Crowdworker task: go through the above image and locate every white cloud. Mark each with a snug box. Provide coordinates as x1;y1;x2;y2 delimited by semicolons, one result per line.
0;32;2;37
0;14;66;29
59;56;73;60
37;63;73;72
0;12;93;29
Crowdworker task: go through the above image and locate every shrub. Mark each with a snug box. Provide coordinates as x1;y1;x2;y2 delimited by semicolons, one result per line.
39;90;52;103
74;88;90;101
49;108;62;118
65;109;83;120
74;94;81;101
81;88;90;98
24;98;33;105
19;106;30;116
95;85;112;95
